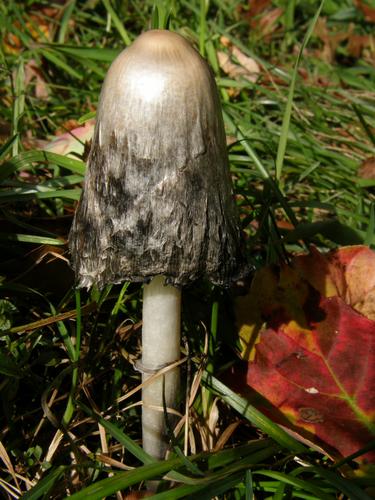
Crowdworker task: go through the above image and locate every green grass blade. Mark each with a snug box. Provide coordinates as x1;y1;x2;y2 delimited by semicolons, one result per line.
224;111;300;228
22;466;66;500
0;233;64;245
153;472;245;499
74;289;81;360
0;150;85;181
0;352;22;378
199;0;208;56
273;482;286;499
332;440;375;468
78;402;155;465
151;3;160;29
201;372;306;453
159;446;279;499
58;0;76;43
294;466;372;500
245;469;253;500
254;470;335;500
365;202;375;246
38;174;83;188
40;43;120;62
0;189;81;203
284;219;364;245
62;289;83;426
0;135;18;160
67;458;181;500
102;0;131;46
151;1;172;29
283;0;296;45
275;0;325;181
40;49;83;80
352;104;375;147
12;58;25;156
206;440;276;470
78;111;96;124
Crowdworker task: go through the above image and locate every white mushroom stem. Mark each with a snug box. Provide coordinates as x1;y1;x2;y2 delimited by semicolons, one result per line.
142;276;181;459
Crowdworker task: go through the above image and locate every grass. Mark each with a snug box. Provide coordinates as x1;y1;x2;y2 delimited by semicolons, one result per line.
0;0;375;498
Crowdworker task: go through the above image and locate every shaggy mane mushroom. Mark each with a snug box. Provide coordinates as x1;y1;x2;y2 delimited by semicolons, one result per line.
69;29;249;460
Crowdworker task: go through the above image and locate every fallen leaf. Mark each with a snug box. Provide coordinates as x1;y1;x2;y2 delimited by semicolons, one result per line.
4;11;53;54
218;39;260;83
356;0;375;23
217;51;259;82
247;0;272;18
220;36;232;48
347;34;375;59
232;46;260;76
358;157;375;180
283;246;375;320
238;1;283;38
327;246;375;320
24;59;49;100
246;296;375;462
314;17;351;63
234;246;375;462
44;120;95;158
22;132;49;151
258;8;284;38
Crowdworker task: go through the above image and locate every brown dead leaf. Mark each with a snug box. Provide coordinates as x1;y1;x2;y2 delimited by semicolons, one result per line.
22;131;49;151
4;13;53;54
236;2;283;38
56;119;82;135
338;246;375;320
247;0;272;18
218;38;260;84
217;52;256;82
356;0;375;23
347;33;375;64
220;36;231;48
44;120;95;158
358;157;375;179
347;34;371;58
226;135;237;146
314;17;351;63
298;68;309;80
258;7;284;37
305;246;375;321
231;46;260;76
24;59;49;100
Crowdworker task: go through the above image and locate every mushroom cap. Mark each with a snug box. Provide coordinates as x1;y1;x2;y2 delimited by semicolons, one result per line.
69;29;249;288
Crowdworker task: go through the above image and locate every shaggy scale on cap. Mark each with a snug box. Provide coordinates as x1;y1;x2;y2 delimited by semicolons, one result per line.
69;29;248;288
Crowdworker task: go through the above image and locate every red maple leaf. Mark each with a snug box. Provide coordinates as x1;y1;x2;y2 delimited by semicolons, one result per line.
234;246;375;462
